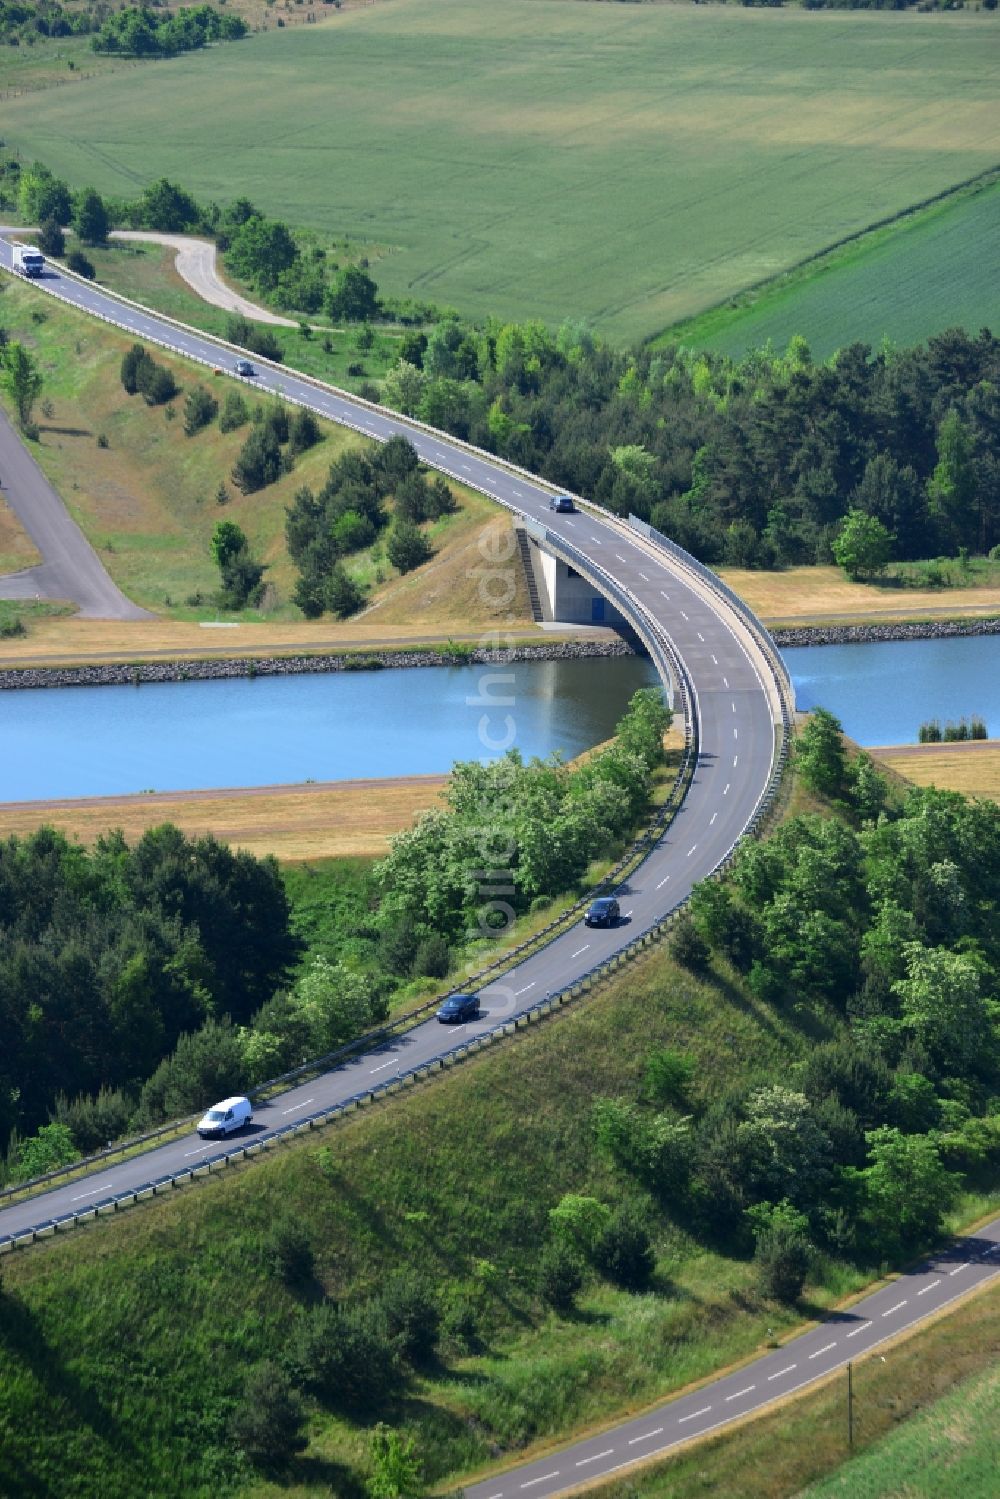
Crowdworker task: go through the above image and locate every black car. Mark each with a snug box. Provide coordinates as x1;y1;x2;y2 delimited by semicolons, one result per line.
585;896;620;928
234;358;255;377
548;494;576;514
436;992;481;1024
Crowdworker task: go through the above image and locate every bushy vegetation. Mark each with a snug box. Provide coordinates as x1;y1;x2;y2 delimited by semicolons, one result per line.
119;341;177;406
0;692;668;1180
918;715;988;743
375;687;671;949
0;0;98;46
284;434;454;617
0;825;297;1171
91;3;246;58
4;734;1000;1496
377;321;1000;570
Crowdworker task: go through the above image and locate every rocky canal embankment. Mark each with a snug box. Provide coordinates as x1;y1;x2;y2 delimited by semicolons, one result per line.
771;617;1000;648
0;637;635;692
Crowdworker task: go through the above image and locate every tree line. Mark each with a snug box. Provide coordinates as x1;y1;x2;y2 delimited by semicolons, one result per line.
91;3;246;56
0;690;669;1184
11;153;1000;578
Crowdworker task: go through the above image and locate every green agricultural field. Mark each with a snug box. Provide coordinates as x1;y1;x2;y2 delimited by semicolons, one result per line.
668;173;1000;360
801;1356;1000;1499
3;0;1000;341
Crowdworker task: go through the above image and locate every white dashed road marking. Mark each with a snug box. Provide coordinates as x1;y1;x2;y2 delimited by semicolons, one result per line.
678;1407;712;1424
725;1386;756;1402
810;1342;837;1359
948;1264;968;1277
571;945;590;959
515;983;536;996
576;1450;614;1468
656;875;671;889
282;1098;315;1115
71;1181;114;1202
687;844;698;856
370;1059;396;1075
521;1473;560;1490
846;1321;873;1339
918;1280;942;1295
723;783;730;795
710;812;718;826
883;1300;908;1316
628;1427;664;1446
768;1365;797;1381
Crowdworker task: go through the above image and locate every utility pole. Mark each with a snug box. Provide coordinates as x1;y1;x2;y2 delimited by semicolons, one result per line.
848;1361;854;1448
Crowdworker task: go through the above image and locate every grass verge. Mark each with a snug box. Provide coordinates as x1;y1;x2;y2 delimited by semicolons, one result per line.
0;274;533;633
582;1274;1000;1499
719;563;1000;630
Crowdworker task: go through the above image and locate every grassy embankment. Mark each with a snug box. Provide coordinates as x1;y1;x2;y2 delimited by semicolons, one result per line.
583;1277;1000;1499
0;275;535;634
655;168;1000;361
1;763;998;1499
3;1;999;342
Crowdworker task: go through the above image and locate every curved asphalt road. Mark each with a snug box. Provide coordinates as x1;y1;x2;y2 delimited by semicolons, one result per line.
8;247;983;1489
0;405;151;618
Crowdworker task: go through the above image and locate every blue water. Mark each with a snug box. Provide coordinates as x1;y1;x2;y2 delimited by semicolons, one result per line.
783;634;1000;746
0;655;659;802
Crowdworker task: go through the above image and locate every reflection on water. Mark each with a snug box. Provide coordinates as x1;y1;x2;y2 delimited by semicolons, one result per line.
783;634;1000;746
0;655;659;802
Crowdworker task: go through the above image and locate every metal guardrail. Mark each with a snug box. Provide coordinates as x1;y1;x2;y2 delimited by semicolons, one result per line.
0;247;791;1234
0;528;697;1209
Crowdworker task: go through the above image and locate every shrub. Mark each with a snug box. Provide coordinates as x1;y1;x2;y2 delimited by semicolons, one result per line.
748;1201;812;1303
65;249;95;279
387;517;432;574
52;1085;133;1154
670;911;710;971
37;218;65;257
592;1208;655;1291
183;385;218;436
288;405;321;454
325;563;365;619
264;1218;315;1288
225;315;284;364
380;1271;441;1365
229;1362;306;1471
413;933;450;979
643;1047;695;1106
219;388;249;433
290;1300;401;1410
232;427;282;494
536;1240;583;1311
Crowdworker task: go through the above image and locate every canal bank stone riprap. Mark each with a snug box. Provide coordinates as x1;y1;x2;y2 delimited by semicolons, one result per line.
771;617;1000;649
0;638;636;692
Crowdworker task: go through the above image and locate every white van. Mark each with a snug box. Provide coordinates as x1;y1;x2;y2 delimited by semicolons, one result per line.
196;1096;253;1139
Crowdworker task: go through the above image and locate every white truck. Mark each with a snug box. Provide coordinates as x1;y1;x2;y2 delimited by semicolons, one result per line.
12;243;45;278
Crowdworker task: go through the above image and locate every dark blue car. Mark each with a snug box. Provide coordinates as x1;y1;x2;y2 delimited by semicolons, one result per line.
436;992;481;1024
585;896;620;928
548;494;576;514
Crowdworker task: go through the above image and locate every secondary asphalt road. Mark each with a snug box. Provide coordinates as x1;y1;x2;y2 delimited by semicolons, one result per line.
0;405;152;618
464;1222;1000;1499
0;243;781;1241
0;248;984;1493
